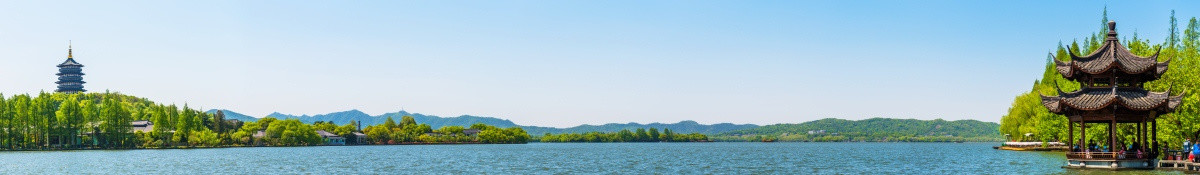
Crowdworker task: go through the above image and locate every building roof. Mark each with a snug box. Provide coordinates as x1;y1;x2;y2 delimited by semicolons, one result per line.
131;120;152;127
316;130;342;138
132;127;153;133
1041;86;1181;114
131;121;153;133
1053;21;1168;80
463;129;481;134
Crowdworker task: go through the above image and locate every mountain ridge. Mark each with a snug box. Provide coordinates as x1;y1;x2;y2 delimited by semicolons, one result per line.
203;109;756;135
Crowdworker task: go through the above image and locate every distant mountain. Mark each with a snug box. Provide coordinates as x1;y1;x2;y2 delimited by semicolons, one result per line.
205;109;756;135
205;109;260;122
205;109;521;129
266;110;377;126
379;112;522;128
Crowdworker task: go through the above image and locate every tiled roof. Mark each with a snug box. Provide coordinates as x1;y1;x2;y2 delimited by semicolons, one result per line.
316;130;341;138
57;58;83;67
1054;21;1168;78
131;120;152;127
1041;86;1181;114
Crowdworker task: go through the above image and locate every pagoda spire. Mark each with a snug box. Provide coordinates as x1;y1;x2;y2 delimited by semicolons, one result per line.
68;40;73;59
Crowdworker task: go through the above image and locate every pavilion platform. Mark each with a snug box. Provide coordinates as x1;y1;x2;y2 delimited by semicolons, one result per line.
1063;152;1156;170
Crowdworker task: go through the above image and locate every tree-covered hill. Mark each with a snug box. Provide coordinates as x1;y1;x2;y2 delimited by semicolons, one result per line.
717;118;1002;142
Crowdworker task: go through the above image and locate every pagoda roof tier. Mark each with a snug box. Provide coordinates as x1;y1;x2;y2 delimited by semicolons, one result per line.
1053;21;1168;80
57;58;83;67
1041;86;1181;114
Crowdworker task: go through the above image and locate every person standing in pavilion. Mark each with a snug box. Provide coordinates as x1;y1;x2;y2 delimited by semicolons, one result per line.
1192;140;1200;162
1186;139;1192;152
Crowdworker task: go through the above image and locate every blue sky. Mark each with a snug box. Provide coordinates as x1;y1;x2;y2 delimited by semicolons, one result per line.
0;1;1196;127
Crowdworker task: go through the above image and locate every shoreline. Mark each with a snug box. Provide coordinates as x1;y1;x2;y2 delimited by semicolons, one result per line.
0;142;515;152
994;145;1070;151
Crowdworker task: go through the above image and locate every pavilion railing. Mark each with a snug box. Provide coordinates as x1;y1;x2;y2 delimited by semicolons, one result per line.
1066;152;1155;160
1162;150;1187;161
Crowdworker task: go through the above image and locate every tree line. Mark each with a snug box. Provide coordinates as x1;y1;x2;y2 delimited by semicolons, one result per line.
0;92;529;150
713;118;1002;142
536;128;709;142
0;92;217;149
360;116;530;144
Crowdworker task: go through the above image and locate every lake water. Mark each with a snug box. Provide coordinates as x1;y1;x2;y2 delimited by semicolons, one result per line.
0;142;1188;174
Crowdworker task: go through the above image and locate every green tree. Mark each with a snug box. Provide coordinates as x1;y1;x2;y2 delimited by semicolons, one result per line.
383;116;397;129
54;96;82;147
617;129;634;142
211;110;226;133
0;94;9;148
172;105;194;145
400;116;417;127
99;99;131;148
634;128;649;142
1169;10;1180;49
648;128;660;142
661;128;675;141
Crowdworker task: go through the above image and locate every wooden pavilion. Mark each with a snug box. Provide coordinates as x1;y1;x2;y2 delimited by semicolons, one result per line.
1041;21;1182;169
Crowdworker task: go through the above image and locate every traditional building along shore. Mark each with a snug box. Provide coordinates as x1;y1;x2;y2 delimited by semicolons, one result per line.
56;43;86;93
1041;21;1182;169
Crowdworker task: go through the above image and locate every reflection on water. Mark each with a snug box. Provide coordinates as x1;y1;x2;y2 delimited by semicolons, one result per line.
0;142;1189;174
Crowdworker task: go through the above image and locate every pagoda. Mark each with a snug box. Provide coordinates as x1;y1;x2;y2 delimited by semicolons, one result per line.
1041;21;1182;169
55;43;86;93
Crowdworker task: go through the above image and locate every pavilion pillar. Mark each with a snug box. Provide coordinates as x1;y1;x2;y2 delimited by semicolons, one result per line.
1140;121;1146;151
1147;120;1151;150
1110;119;1116;152
1152;119;1158;153
1135;121;1140;150
1068;121;1074;147
1081;121;1087;150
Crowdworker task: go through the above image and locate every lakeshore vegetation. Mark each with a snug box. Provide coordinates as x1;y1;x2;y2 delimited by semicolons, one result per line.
0;86;1006;149
999;10;1200;149
0;92;530;150
712;118;1002;142
535;128;709;142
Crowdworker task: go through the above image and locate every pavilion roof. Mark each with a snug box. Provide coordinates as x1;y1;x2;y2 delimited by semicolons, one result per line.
1041;86;1181;114
1053;21;1167;79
